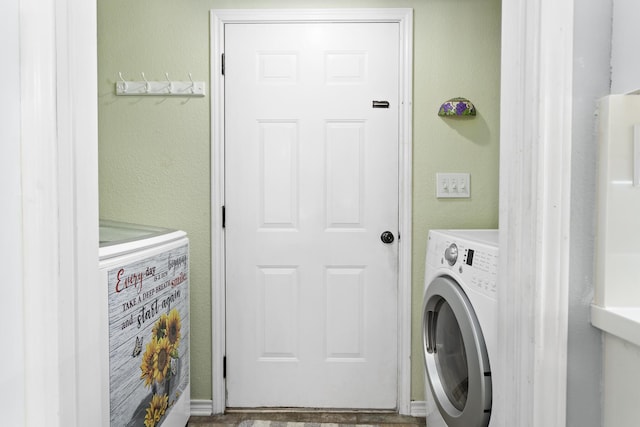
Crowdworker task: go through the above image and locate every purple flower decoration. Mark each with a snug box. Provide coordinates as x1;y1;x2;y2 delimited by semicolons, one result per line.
438;97;477;117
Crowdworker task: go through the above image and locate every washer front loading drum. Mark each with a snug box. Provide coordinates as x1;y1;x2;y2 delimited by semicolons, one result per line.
422;276;492;427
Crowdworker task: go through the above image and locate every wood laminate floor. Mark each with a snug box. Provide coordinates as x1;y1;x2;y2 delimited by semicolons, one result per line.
188;410;426;427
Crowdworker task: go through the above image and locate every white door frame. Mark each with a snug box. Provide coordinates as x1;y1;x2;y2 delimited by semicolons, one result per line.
497;0;573;425
16;1;573;425
210;8;414;415
13;0;100;425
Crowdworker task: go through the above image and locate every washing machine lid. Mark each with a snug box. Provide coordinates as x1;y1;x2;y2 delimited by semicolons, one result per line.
99;219;186;260
422;275;492;427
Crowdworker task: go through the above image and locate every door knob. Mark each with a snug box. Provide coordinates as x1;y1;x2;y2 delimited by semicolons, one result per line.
380;231;395;244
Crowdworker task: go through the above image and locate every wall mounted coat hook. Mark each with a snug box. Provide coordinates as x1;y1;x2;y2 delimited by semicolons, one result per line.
165;73;173;94
140;72;151;93
118;72;128;93
114;72;206;97
188;73;195;94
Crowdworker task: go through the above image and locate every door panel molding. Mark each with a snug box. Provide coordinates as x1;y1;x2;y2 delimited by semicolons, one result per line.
210;8;413;415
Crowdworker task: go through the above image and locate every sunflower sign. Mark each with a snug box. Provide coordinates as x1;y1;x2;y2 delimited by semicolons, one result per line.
107;243;189;427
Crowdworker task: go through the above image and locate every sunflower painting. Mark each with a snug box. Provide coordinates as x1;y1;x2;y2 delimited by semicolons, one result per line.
152;336;172;383
140;339;158;388
152;313;168;340
166;309;181;352
138;309;183;427
144;393;169;427
108;243;189;427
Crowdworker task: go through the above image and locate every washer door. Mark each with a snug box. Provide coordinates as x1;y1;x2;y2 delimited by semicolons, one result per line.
422;276;491;427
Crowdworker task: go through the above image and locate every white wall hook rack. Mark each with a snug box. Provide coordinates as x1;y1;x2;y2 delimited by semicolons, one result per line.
116;72;206;97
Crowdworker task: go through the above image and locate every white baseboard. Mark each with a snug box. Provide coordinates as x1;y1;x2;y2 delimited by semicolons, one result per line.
190;399;427;418
409;400;427;418
190;399;213;416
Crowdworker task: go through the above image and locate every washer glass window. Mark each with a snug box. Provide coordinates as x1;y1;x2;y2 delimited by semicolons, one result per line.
434;300;468;410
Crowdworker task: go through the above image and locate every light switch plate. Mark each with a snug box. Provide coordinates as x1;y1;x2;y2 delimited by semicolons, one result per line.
436;173;471;198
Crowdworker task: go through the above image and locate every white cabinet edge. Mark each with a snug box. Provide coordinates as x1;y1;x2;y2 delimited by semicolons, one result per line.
591;304;640;347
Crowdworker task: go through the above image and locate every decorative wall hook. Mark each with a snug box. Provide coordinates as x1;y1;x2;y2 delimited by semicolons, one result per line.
188;73;195;94
140;72;151;93
118;72;128;92
115;72;206;97
165;73;173;94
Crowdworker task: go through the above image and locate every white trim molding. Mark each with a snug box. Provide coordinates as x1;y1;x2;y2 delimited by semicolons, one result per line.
18;0;99;425
191;399;214;417
498;0;573;426
210;8;413;415
20;0;61;422
1;1;24;425
409;401;427;418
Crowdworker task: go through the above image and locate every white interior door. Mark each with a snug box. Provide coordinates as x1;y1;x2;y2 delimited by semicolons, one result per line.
225;22;400;409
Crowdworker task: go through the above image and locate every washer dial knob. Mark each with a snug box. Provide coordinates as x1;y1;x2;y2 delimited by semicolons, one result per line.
444;243;458;266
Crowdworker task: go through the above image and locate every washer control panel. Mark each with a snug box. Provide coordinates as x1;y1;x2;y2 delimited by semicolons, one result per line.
433;235;498;298
461;246;498;297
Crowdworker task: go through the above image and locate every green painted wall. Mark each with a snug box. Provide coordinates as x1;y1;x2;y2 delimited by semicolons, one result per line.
98;0;501;403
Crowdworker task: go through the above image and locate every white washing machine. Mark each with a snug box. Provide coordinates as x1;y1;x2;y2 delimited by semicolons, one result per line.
422;229;498;427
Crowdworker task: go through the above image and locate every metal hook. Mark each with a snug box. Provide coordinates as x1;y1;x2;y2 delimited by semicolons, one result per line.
141;72;150;93
188;73;195;94
165;72;173;94
118;72;128;93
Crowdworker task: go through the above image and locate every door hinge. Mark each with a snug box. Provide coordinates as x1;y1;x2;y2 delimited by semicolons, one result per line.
221;53;225;75
222;205;226;228
223;356;227;378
